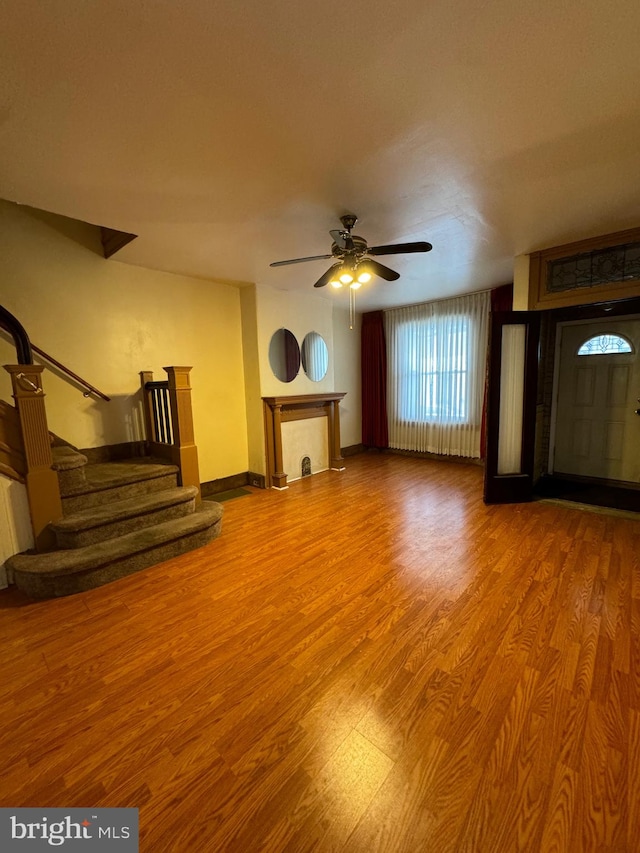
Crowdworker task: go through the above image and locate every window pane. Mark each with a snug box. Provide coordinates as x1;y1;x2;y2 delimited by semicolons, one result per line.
396;315;471;423
577;334;632;356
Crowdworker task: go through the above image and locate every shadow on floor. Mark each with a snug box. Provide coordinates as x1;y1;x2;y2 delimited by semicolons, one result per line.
535;476;640;514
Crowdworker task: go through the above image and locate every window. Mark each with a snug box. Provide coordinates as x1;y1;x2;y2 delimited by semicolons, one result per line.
396;315;471;423
385;291;490;457
577;333;633;356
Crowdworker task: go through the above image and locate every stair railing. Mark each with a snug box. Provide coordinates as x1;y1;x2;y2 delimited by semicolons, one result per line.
0;305;33;364
140;367;201;501
31;343;111;401
1;306;62;551
1;304;110;400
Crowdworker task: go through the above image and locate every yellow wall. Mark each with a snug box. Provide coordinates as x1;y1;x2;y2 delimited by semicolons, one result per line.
0;200;249;482
513;254;531;310
240;285;266;476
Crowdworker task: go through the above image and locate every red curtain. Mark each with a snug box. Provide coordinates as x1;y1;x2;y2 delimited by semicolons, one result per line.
480;283;513;458
361;311;389;448
490;283;514;313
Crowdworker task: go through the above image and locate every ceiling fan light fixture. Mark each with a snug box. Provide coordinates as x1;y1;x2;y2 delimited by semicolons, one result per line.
269;213;431;300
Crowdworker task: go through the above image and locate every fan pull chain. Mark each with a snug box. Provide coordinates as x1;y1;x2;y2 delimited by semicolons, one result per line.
349;286;355;330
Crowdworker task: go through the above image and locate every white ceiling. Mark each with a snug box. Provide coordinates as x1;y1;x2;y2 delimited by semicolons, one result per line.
2;0;640;311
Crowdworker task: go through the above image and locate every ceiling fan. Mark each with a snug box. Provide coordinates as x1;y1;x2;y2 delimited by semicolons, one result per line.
269;214;433;289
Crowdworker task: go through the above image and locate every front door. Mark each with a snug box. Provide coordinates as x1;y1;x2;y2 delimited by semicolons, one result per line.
552;318;640;483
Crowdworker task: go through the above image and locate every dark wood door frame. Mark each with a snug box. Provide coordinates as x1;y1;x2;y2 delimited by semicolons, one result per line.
484;311;540;504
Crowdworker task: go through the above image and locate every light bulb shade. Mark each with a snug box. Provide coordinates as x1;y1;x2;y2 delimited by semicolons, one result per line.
339;272;354;284
330;279;343;288
350;281;362;289
357;271;372;283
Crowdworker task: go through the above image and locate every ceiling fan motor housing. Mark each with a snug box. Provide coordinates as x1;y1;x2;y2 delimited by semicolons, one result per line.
269;212;431;287
331;235;368;259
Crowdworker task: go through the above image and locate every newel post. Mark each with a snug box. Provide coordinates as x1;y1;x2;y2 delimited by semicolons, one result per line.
164;366;201;501
4;365;62;551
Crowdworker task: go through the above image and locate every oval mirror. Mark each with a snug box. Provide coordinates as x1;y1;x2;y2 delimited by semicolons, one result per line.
301;332;329;382
268;328;300;383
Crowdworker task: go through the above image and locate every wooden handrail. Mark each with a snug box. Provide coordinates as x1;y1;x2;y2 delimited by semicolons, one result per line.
31;343;111;401
1;306;109;400
0;305;33;364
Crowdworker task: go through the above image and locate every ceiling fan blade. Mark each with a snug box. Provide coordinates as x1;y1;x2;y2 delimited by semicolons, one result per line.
313;263;342;288
368;241;433;256
270;254;333;267
368;259;400;281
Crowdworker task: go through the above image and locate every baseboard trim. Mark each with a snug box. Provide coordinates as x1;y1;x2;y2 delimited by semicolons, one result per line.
377;447;484;466
201;471;266;497
341;444;365;457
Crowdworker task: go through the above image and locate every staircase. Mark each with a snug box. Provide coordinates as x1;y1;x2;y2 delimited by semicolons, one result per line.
7;447;223;599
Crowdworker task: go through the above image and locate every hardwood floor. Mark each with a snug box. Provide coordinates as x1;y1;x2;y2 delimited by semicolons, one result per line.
1;453;638;851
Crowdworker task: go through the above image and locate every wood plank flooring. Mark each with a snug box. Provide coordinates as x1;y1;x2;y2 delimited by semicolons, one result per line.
1;452;639;851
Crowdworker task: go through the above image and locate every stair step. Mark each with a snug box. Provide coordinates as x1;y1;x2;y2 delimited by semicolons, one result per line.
8;503;224;599
51;486;199;548
61;459;179;512
51;445;88;469
52;445;88;491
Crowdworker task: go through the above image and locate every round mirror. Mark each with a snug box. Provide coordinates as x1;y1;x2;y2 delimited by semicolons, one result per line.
268;328;300;383
301;332;329;382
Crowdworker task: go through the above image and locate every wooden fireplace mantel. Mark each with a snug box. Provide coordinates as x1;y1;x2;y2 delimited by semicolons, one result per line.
262;393;347;489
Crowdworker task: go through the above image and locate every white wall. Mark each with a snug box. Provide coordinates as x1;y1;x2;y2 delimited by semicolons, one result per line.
243;284;363;479
332;307;362;448
281;418;329;481
0;200;249;483
0;478;33;588
255;284;335;397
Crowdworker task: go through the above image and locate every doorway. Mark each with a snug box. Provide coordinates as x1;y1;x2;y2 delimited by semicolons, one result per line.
551;316;640;483
538;312;640;511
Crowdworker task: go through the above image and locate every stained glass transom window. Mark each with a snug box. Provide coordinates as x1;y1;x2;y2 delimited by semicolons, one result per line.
577;334;633;356
548;241;640;292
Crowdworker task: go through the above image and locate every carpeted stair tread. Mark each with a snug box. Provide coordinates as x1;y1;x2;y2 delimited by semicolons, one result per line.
10;502;222;574
8;503;223;598
61;458;179;497
51;445;88;471
52;486;199;533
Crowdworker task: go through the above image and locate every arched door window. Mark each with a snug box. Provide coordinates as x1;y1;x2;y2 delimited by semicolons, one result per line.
577;333;633;356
